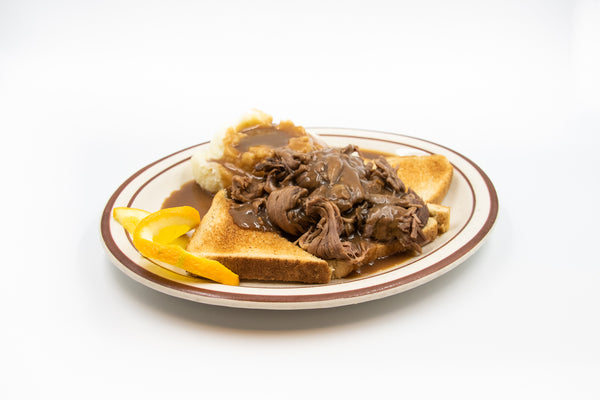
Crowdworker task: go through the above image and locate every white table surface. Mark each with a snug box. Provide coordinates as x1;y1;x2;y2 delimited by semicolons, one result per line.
1;1;599;399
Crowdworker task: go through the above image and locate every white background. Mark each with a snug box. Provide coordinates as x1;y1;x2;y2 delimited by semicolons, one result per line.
1;1;599;399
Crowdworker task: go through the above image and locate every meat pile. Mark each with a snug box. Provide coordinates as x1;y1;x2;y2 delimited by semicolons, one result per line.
227;145;430;265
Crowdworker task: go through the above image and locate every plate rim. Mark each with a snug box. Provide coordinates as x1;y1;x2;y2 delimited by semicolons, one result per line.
100;128;498;309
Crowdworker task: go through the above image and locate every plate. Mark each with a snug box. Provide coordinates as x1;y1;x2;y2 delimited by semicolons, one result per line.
100;128;498;309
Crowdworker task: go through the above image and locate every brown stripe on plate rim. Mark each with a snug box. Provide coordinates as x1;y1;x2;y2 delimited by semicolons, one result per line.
101;132;498;304
123;135;475;287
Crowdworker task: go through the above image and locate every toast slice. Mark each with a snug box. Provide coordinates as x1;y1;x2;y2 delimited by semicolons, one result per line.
188;191;451;282
187;154;453;283
187;190;333;284
386;154;453;204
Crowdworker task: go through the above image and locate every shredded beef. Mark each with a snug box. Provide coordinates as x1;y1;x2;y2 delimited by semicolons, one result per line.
227;145;430;263
296;197;364;262
266;186;309;236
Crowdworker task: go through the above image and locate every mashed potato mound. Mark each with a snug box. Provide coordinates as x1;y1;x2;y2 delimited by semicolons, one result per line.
191;110;325;193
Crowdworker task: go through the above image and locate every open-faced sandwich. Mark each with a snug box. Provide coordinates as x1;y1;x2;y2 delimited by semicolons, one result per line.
113;110;453;285
184;110;453;284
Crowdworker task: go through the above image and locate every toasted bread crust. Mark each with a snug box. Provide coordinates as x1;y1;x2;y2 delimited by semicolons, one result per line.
386;154;453;204
187;190;332;284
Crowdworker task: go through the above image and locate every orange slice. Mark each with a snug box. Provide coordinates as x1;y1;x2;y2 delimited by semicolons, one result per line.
130;206;239;286
133;206;199;244
113;207;150;234
113;207;190;248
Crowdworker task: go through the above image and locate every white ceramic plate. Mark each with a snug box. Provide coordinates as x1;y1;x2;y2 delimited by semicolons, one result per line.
101;128;498;309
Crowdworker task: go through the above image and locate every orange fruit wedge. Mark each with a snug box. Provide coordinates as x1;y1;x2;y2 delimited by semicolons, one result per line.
133;206;199;244
113;207;150;234
113;207;190;248
114;206;239;286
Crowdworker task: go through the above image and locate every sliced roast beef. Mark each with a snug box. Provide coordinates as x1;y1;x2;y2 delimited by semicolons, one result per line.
296;197;363;262
266;186;309;236
227;145;430;264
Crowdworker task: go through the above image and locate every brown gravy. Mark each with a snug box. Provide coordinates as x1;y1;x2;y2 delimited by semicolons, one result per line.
346;251;413;279
161;180;214;218
161;147;409;280
235;126;297;152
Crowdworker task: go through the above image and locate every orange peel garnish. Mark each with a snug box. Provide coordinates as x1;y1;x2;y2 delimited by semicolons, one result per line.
113;207;190;248
113;207;150;234
113;206;239;286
